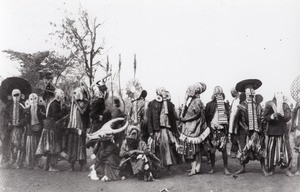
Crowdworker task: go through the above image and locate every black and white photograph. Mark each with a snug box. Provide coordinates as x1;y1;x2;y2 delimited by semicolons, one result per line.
0;0;299;191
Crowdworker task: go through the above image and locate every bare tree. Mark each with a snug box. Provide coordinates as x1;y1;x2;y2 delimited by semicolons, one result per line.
50;8;105;86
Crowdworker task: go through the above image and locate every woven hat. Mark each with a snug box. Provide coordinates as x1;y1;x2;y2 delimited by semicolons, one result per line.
235;79;262;92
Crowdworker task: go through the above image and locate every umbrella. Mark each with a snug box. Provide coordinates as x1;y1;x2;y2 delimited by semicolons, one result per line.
0;77;32;103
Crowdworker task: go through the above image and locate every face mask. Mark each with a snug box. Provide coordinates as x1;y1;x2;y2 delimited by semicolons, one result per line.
29;93;38;106
12;89;21;102
126;138;139;149
73;88;83;101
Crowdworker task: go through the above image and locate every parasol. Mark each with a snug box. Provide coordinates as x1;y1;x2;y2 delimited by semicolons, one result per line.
0;77;32;103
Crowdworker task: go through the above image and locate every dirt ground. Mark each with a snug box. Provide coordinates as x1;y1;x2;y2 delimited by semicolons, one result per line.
1;135;300;192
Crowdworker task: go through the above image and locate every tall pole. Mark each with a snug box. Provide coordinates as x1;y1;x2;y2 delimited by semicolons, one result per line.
118;54;125;111
133;54;136;79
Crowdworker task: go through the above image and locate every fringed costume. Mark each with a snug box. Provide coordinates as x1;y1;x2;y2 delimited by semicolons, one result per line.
178;82;208;176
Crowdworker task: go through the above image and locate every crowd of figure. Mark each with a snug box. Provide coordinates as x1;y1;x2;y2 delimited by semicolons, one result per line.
0;77;300;182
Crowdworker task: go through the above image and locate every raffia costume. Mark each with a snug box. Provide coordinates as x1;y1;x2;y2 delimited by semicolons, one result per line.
178;83;208;175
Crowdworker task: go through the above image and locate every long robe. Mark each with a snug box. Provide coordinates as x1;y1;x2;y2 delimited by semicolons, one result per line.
67;100;90;165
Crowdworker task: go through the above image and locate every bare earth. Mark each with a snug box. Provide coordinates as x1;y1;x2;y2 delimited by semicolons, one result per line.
1;134;300;192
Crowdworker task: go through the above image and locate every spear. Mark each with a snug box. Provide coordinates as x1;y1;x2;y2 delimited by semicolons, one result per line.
107;55;113;104
118;54;125;111
133;54;137;79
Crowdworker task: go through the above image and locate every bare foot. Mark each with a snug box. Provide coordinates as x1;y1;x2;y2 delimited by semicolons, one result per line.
295;171;300;176
285;170;294;177
188;171;197;176
208;169;215;174
224;168;231;175
262;169;268;177
235;168;245;174
49;166;59;172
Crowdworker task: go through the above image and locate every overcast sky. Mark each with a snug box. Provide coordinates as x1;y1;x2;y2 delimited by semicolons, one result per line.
0;0;299;106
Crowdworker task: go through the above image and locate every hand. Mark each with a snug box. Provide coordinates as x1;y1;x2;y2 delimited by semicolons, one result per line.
272;113;278;120
180;117;186;122
99;115;103;121
129;150;137;156
228;134;232;141
149;133;154;139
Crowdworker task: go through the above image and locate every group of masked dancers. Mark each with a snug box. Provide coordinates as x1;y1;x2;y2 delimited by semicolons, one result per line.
1;77;300;182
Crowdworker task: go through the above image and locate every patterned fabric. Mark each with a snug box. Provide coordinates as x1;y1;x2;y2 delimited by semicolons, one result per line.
216;95;228;125
237;130;265;164
179;98;208;158
266;136;291;171
12;102;19;126
209;129;227;152
119;139;160;180
67;104;83;130
247;100;258;131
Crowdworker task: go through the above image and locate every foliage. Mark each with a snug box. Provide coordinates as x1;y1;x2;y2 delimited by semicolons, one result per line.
2;50;78;94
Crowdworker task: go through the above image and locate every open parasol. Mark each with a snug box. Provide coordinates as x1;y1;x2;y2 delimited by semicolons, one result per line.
0;77;32;103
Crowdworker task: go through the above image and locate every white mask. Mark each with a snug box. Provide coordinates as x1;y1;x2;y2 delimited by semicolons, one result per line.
12;89;21;102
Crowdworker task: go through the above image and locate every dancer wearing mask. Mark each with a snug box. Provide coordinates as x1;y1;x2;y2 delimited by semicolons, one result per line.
25;93;46;169
120;125;160;181
36;89;66;172
0;77;31;169
67;84;90;171
264;91;293;177
147;87;179;175
178;82;208;176
205;86;231;175
234;79;268;176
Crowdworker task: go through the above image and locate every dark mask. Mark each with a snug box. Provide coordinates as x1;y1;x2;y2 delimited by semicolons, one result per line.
126;138;139;150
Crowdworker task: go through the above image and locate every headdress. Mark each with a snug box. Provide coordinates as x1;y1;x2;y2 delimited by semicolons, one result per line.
291;75;300;102
87;117;129;141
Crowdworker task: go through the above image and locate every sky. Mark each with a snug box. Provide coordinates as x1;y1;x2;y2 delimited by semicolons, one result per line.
0;0;299;106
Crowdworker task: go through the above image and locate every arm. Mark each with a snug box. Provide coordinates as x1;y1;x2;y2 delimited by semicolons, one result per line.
278;103;291;122
119;141;131;158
